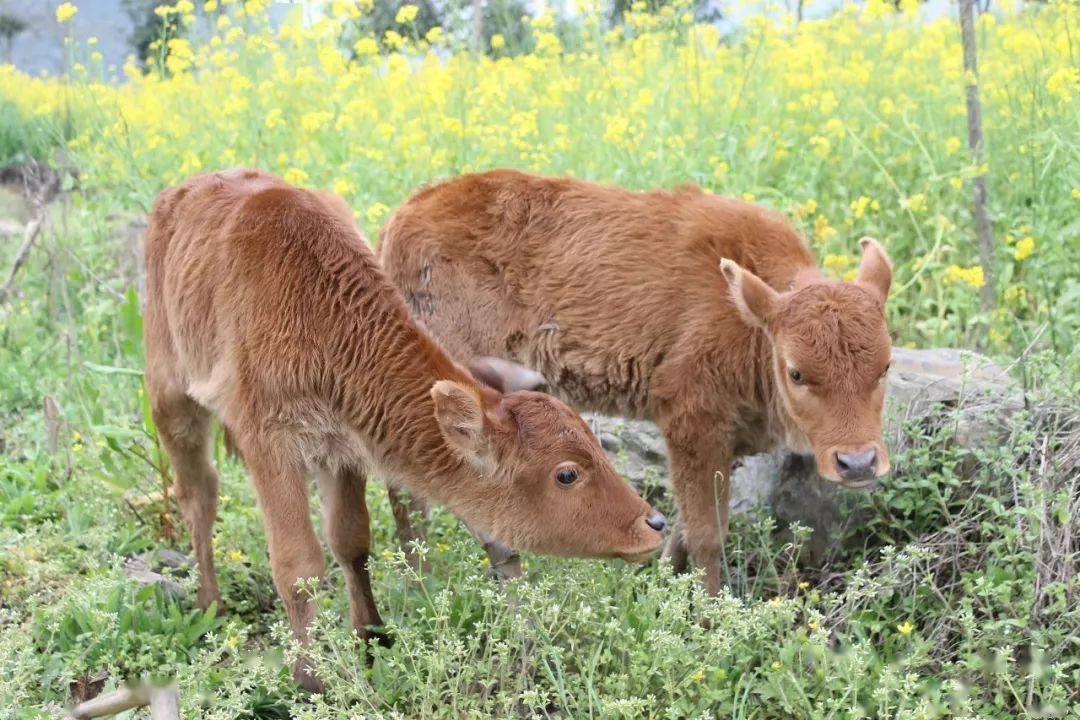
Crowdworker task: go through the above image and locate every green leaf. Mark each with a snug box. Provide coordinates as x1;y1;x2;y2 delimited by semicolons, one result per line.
83;362;144;378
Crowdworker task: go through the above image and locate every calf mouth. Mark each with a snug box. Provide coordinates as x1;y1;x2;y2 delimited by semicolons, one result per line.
615;525;666;564
618;548;661;564
839;476;880;491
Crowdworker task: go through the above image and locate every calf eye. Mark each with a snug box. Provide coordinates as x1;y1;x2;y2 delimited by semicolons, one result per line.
881;362;891;379
555;466;579;485
788;369;804;385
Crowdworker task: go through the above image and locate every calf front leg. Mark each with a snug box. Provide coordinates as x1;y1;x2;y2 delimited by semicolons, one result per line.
663;418;733;596
241;442;326;693
318;467;387;651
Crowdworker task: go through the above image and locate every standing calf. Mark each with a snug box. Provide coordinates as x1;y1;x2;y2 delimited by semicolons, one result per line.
143;169;665;691
379;169;893;595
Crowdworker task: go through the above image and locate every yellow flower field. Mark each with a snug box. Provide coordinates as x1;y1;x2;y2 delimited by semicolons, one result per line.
2;0;1077;356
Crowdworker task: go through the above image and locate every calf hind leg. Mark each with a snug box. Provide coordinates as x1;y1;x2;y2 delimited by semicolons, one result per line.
149;388;223;612
387;485;431;575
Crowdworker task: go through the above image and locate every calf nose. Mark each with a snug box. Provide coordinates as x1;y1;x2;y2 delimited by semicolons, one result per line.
645;510;667;532
836;448;877;481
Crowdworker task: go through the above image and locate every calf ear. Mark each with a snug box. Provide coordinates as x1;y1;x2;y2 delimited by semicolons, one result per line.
469;357;547;393
855;237;892;302
431;381;497;473
720;259;779;329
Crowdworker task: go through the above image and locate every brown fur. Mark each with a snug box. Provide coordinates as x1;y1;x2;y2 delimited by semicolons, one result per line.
143;169;663;691
379;169;893;595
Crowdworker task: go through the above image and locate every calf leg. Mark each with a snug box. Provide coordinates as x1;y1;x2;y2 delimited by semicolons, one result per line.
663;419;732;596
149;388;222;611
317;467;387;649
241;443;325;693
387;485;431;574
660;516;690;575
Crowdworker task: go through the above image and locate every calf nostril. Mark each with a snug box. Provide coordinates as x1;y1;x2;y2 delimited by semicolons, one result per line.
646;510;667;532
835;449;877;479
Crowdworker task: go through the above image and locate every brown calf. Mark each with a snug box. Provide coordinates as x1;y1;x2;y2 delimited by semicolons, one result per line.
379;169;893;595
143;169;665;691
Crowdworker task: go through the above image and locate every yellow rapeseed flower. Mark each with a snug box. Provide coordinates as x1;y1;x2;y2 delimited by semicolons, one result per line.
1046;66;1078;102
535;32;562;55
395;4;419;24
945;136;962;155
809;135;831;158
897;621;914;635
491;33;506;50
1013;236;1035;261
383;29;404;50
944;264;985;289
366;202;390;224
300;110;333;132
354;37;379;56
282;167;309;185
1004;285;1026;303
56;2;78;22
850;195;870;218
903;193;927;213
823;253;851;273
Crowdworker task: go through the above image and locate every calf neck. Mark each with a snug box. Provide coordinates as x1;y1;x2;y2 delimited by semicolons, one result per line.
143;169;663;691
379;169;893;594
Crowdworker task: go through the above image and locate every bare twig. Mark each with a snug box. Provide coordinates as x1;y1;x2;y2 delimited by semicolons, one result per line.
0;209;44;302
958;0;996;312
471;0;483;53
43;394;74;478
66;683;179;720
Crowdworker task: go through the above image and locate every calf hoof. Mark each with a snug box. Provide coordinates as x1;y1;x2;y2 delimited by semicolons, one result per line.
292;658;325;694
360;626;394;653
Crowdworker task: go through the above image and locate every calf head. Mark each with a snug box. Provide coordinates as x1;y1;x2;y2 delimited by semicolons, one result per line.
720;238;893;488
430;364;665;563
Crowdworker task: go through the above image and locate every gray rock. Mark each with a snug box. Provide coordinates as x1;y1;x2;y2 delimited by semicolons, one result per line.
584;347;1020;564
146;548;194;573
122;556;186;601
